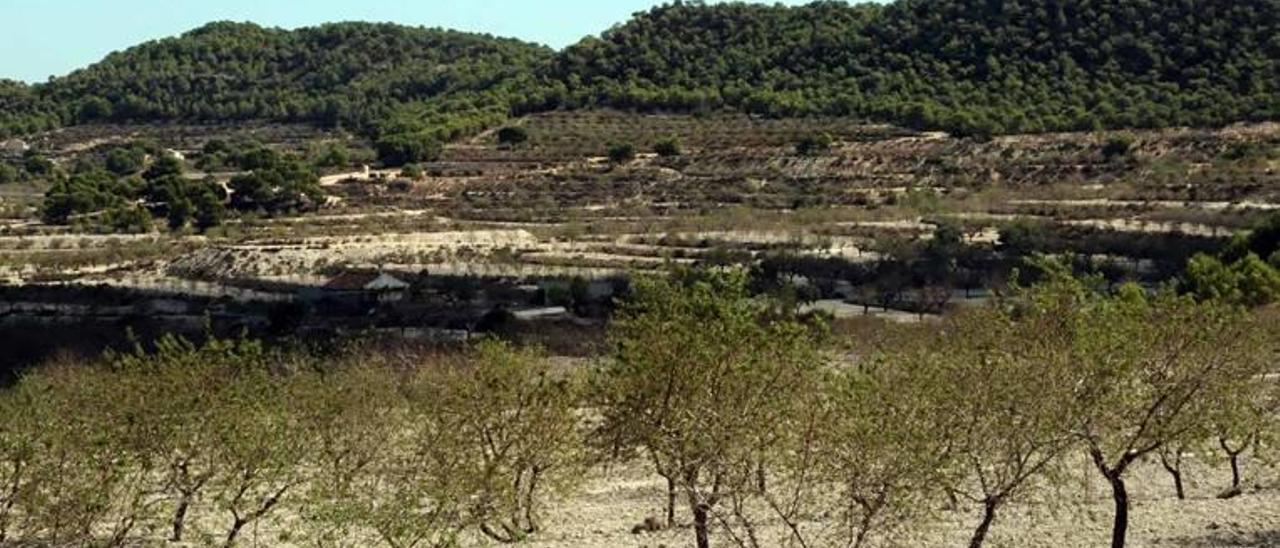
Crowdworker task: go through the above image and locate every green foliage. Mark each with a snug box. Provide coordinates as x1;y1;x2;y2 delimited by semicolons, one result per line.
228;158;326;214
1227;213;1280;262
0;335;589;547
1102;135;1135;160
104;146;146;175
597;267;826;547
0;80;60;138
142;155;183;181
5;22;553;141
1036;272;1271;548
1184;253;1280;307
410;340;586;543
22;153;53;177
555;0;1280;134
794;133;833;156
0;273;1276;548
375;132;442;166
653;137;682;157
5;2;1280;143
0;163;18;184
189;182;227;231
41;169;132;224
998;219;1053;257
1182;213;1280;307
497;126;529;146
606;143;635;163
399;163;424;180
101;205;155;234
311;143;350;168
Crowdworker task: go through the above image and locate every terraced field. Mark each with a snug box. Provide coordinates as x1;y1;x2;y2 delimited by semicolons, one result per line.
1;112;1277;327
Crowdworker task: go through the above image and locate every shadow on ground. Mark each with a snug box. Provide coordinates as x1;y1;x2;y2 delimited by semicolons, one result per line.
1170;530;1280;547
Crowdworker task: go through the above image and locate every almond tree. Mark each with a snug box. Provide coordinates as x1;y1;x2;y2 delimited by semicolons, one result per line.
209;357;310;548
818;359;953;548
1070;284;1269;548
298;359;470;548
1156;440;1197;500
1207;367;1278;499
0;378;50;542
107;335;267;542
596;268;825;548
927;293;1080;548
14;362;167;547
412;339;587;543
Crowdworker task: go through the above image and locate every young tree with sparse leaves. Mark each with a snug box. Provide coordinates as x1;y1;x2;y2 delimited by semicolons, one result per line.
1068;280;1270;548
597;268;825;548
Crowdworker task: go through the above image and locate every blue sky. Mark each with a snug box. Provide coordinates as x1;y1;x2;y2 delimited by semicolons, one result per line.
2;0;818;83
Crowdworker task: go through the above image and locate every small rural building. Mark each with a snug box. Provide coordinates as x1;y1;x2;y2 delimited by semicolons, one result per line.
321;272;411;303
512;306;569;321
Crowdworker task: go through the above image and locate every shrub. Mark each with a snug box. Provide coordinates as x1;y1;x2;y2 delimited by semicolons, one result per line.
400;163;424;180
497;126;529;146
0;163;18;184
1101;135;1135;160
105;147;146;175
376;132;442;167
794;133;833;156
607;143;636;163
654;137;682;157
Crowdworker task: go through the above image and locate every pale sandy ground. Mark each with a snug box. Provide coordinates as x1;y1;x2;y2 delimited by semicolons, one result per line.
152;447;1280;548
499;456;1280;548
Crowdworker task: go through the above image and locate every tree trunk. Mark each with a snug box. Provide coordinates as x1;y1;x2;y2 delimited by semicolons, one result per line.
1158;452;1185;500
693;503;711;548
223;517;247;548
1107;476;1129;548
850;495;882;548
666;476;677;528
171;494;192;541
969;500;999;548
1218;437;1246;498
1230;454;1242;492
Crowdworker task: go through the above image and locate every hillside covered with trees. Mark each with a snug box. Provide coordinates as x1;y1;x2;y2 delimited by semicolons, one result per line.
557;0;1280;135
3;0;1279;144
1;22;557;161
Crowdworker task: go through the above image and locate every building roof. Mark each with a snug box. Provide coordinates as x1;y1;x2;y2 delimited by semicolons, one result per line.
512;306;569;320
324;272;410;291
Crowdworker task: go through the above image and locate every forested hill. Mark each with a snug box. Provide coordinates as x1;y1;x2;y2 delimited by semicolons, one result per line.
556;0;1280;136
2;22;555;144
3;0;1280;144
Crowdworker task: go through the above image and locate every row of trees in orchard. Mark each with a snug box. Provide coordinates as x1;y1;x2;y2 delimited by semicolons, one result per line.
0;263;1275;547
599;266;1276;548
0;337;586;547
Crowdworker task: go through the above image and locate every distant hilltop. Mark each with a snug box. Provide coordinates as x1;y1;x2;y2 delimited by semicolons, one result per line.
2;0;1277;146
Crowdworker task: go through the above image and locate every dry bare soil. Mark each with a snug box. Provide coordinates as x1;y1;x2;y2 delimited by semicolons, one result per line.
522;458;1280;548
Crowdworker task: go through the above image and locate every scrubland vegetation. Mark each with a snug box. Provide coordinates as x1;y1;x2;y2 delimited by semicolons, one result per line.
1;260;1276;548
